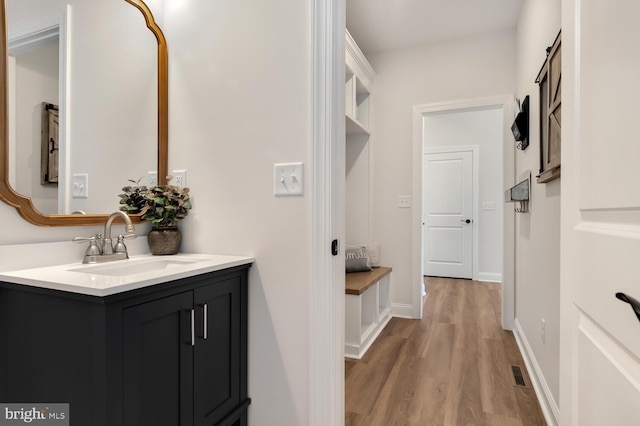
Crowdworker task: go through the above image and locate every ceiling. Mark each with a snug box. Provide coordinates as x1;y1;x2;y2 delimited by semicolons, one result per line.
346;0;524;55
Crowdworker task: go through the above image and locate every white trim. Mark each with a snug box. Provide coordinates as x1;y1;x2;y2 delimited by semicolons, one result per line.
309;0;344;424
344;29;375;90
501;100;516;331
8;14;59;56
513;319;560;426
7;56;16;188
412;95;515;328
58;5;71;214
423;145;480;282
411;105;424;319
391;303;414;319
477;272;502;283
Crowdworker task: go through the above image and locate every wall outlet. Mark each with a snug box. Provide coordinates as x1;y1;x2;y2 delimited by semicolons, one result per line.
147;171;157;187
172;170;187;188
398;195;411;208
541;318;546;344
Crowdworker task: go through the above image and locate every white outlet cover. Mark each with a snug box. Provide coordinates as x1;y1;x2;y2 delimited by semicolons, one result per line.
274;162;304;196
172;170;187;188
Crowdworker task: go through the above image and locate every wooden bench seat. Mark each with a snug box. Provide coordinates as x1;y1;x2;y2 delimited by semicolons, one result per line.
345;266;392;295
344;266;392;359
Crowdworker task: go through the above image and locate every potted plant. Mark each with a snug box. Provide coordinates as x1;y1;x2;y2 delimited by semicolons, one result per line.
119;177;192;255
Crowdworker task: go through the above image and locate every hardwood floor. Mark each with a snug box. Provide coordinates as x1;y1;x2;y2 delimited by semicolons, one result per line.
345;277;546;426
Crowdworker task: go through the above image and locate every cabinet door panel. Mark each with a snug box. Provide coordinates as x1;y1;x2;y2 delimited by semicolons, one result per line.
194;276;241;425
124;291;194;426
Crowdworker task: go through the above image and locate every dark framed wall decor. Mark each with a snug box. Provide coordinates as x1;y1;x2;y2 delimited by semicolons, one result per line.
41;102;59;185
535;30;561;184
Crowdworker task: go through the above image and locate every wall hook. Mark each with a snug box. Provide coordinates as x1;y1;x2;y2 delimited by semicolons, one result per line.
514;200;529;213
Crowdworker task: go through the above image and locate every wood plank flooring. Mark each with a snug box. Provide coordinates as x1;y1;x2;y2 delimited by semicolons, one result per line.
345;277;546;426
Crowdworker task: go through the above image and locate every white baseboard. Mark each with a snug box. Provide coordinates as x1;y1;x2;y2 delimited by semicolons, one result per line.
477;272;502;282
513;319;559;426
391;303;413;319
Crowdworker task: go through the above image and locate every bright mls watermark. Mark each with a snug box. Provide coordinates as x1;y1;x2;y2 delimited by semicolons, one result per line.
0;404;68;425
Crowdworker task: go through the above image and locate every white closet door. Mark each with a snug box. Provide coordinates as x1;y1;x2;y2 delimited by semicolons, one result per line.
423;151;473;279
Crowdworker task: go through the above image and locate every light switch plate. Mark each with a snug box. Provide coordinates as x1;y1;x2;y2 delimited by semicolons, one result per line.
274;162;304;196
72;173;88;198
482;201;496;211
398;195;411;208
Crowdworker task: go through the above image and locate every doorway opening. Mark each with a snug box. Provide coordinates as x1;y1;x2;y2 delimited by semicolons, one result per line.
412;97;515;326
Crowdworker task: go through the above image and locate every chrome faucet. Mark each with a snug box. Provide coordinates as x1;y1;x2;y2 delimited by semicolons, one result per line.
73;211;137;264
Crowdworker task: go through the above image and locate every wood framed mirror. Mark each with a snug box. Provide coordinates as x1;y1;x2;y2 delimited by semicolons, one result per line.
0;0;167;226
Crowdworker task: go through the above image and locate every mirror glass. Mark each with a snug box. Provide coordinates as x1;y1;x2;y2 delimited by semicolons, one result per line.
0;0;168;225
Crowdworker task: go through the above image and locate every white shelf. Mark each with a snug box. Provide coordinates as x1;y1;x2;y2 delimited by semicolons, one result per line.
345;30;375;136
346;114;370;135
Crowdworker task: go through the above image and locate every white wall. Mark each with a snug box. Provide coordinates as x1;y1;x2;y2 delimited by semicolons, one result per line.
163;0;311;424
513;0;561;415
346;133;370;245
366;30;516;307
423;108;504;281
1;0;314;424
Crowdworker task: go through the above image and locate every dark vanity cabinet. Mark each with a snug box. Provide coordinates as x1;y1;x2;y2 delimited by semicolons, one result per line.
0;264;251;426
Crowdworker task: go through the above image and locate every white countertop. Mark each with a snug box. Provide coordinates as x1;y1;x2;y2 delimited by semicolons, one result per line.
0;253;254;297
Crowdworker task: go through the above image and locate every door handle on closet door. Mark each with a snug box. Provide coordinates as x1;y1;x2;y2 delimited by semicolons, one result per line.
615;292;640;322
460;219;472;224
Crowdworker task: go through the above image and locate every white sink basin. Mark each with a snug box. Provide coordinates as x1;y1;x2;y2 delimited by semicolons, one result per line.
68;257;201;277
0;253;254;297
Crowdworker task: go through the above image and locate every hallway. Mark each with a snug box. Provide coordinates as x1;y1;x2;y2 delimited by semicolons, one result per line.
345;277;545;425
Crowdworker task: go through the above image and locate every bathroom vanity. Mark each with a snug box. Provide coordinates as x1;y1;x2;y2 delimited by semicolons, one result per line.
0;254;253;426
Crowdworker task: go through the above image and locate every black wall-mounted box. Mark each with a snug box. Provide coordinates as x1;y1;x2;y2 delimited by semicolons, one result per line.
512;95;529;149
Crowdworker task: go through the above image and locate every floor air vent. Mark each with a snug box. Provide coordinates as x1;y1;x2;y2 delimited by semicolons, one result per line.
511;365;527;387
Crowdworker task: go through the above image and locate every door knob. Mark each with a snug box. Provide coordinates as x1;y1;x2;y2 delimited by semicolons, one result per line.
616;292;640;322
460;219;472;224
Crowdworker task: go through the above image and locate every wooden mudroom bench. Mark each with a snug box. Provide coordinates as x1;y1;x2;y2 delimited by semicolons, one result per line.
345;267;392;359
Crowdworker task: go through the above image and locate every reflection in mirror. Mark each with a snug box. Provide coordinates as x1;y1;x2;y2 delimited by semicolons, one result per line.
7;14;60;214
8;0;157;215
0;0;168;226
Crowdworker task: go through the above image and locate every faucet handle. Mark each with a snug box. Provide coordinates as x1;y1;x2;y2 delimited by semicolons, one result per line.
72;235;94;244
114;235;129;255
72;236;102;257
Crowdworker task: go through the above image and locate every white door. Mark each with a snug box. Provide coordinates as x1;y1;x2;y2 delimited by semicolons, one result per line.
562;1;640;424
423;151;473;279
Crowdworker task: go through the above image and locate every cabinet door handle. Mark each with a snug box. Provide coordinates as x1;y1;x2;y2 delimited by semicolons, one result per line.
191;309;195;346
203;303;208;340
